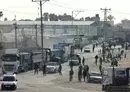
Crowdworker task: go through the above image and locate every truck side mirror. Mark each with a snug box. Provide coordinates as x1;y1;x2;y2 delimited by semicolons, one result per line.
16;79;18;81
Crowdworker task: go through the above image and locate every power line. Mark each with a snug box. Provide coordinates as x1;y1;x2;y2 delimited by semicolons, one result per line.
100;8;111;22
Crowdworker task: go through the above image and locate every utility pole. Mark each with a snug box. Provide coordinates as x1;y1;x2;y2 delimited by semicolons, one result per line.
13;15;18;48
32;0;49;66
35;24;38;47
100;8;111;62
72;10;83;49
100;8;111;22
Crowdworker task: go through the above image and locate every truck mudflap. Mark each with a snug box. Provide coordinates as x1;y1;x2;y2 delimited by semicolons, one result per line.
105;85;130;92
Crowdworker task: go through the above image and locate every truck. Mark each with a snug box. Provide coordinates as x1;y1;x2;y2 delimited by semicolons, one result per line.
102;67;130;92
1;48;52;74
1;49;33;74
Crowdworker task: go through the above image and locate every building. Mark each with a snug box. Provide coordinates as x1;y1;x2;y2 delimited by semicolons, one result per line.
0;21;99;49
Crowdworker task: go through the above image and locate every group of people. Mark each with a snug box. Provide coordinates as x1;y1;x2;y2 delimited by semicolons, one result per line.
94;55;103;74
69;57;90;82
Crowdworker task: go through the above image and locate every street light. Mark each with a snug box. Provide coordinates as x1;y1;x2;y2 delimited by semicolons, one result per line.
32;0;50;66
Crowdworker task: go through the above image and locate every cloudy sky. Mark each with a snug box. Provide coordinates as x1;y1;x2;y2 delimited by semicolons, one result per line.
0;0;130;23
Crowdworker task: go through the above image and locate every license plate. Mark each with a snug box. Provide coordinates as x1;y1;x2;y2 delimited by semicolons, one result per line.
5;85;10;87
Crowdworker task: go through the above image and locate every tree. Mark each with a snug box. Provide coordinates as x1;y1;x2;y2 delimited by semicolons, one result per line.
19;19;32;21
0;11;3;18
43;12;49;21
4;17;8;21
107;15;115;21
79;17;84;21
85;17;91;21
49;13;58;21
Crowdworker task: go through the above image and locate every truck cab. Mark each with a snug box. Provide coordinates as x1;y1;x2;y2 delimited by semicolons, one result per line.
102;67;130;91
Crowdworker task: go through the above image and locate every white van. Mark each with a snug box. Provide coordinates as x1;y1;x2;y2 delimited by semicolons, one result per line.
0;74;17;90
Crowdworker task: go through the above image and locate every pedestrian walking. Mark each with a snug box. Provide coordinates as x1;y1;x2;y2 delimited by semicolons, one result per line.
78;65;83;82
83;65;89;82
95;55;98;65
69;68;74;81
81;47;83;52
58;64;62;75
99;64;102;75
42;64;47;76
124;53;127;58
34;63;39;75
99;57;103;66
82;57;85;66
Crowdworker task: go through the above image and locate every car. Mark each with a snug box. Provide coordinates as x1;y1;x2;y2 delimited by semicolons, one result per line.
46;62;59;73
87;72;102;83
0;74;17;90
68;54;80;66
84;47;91;53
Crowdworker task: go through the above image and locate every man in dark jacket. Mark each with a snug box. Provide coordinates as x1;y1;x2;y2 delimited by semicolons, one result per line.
34;63;39;75
42;64;47;76
58;64;62;75
82;57;85;66
95;55;98;65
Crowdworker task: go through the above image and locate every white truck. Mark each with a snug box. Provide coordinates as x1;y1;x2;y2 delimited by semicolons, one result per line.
102;67;130;91
1;49;33;74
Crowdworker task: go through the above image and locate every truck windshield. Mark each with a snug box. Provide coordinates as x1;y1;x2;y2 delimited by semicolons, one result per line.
1;54;18;61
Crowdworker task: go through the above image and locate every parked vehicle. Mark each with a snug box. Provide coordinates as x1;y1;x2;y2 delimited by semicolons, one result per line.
46;62;59;73
1;48;51;74
87;71;102;83
84;47;92;53
0;74;18;90
1;49;32;74
68;54;80;66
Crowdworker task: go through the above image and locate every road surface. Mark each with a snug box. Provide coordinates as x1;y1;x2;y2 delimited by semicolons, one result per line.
1;44;127;92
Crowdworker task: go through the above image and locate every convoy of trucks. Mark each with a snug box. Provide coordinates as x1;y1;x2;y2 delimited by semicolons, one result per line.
0;46;70;74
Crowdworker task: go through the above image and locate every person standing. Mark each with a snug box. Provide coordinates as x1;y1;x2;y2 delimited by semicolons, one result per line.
99;64;102;75
82;57;85;66
95;55;98;65
69;68;74;81
42;64;47;76
93;44;95;52
78;65;83;82
83;65;89;82
124;53;127;58
58;64;62;75
99;57;103;66
34;63;39;75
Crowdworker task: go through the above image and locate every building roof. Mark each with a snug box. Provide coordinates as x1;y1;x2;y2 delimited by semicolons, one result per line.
0;21;95;26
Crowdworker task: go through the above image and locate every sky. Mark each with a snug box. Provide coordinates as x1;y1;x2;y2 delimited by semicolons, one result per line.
0;0;130;24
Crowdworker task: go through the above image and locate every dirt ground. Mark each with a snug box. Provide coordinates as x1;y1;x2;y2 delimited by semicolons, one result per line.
51;70;102;92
